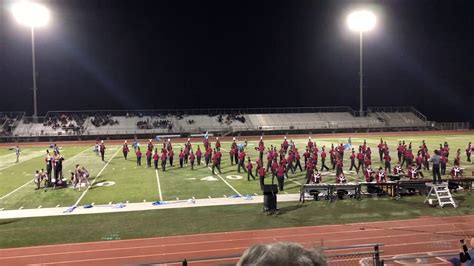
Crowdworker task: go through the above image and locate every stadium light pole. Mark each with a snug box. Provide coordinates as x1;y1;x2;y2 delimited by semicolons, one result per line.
11;1;50;119
347;10;376;115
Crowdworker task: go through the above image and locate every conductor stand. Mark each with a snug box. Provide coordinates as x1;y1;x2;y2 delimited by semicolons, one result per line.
424;182;457;208
262;184;278;214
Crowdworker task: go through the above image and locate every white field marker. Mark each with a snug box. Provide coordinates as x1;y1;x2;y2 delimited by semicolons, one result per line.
155;170;163;202
108;202;112;205
126;201;129;204
38;205;42;208
208;196;212;199
143;199;146;202
207;167;242;196
19;206;23;210
72;146;121;207
56;205;60;208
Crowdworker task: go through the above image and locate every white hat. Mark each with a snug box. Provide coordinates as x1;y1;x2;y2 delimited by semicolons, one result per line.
168;138;170;142
101;140;104;143
149;139;152;142
216;137;219;140
233;137;236;141
260;136;263;140
284;136;287;139
124;140;127;143
309;136;311;139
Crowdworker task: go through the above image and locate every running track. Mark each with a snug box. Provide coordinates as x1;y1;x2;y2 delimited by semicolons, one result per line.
1;215;473;265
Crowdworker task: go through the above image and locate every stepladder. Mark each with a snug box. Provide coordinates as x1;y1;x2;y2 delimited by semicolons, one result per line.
424;183;457;208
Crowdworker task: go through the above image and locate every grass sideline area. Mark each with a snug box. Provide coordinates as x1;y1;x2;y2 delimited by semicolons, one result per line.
0;194;473;248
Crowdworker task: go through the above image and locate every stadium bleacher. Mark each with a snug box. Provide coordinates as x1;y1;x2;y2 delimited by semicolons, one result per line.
1;106;441;139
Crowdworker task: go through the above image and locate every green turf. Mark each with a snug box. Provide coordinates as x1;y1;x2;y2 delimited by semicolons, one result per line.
0;134;473;209
0;193;474;248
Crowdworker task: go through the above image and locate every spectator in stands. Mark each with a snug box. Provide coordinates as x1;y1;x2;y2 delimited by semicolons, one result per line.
237;242;327;266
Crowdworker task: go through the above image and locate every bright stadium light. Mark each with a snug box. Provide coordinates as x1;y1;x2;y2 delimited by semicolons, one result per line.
346;9;376;115
11;1;51;119
347;10;376;33
12;1;50;28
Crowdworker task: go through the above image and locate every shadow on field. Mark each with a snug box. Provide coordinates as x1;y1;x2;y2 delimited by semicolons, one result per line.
277;204;306;214
0;219;18;226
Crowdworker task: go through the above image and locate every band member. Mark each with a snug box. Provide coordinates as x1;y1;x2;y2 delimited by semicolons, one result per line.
376;167;387;183
183;146;190;164
99;140;106;161
466;142;472;162
135;147;142;166
357;149;365;173
153;149;159;169
211;150;221;175
384;152;391;173
294;149;303;172
336;172;347;184
266;148;273;172
146;149;152;168
397;141;403;163
282;136;289;152
349;150;358;172
408;164;419;179
335;157;343;177
258;136;265;161
196;146;202;165
378;139;385;162
320;147;330;171
189;151;195;170
123;141;129;160
311;170;322;184
204;147;211;167
168;149;174;167
246;158;255;181
364;166;374;182
54;151;64;183
286;152;295;175
393;164;405;176
147;139;154;152
75;164;90;191
34;170;41;190
305;157;314;184
440;153;448;175
214;137;221;150
454;149;461;166
45;150;53;187
15;146;20;163
230;146;236;165
179;149;184;168
258;163;267;190
450;165;463;178
237;148;247;173
161;149;167;171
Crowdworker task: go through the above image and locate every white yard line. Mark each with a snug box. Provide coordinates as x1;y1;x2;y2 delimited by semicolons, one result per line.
155;170;163;201
0;151;44;171
0;146;93;201
207;167;242;196
72;147;121;207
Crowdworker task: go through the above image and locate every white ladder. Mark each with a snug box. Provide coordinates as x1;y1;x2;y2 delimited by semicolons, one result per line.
424;183;457;208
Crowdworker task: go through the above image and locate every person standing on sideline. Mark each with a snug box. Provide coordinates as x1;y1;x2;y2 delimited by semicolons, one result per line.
99;140;106;161
136;147;142;166
430;150;442;184
122;141;129;160
15;146;21;163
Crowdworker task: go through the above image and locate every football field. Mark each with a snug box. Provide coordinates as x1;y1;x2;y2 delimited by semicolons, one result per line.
0;132;472;210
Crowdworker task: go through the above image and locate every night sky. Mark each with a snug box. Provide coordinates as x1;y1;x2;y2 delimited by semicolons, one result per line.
0;0;473;123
